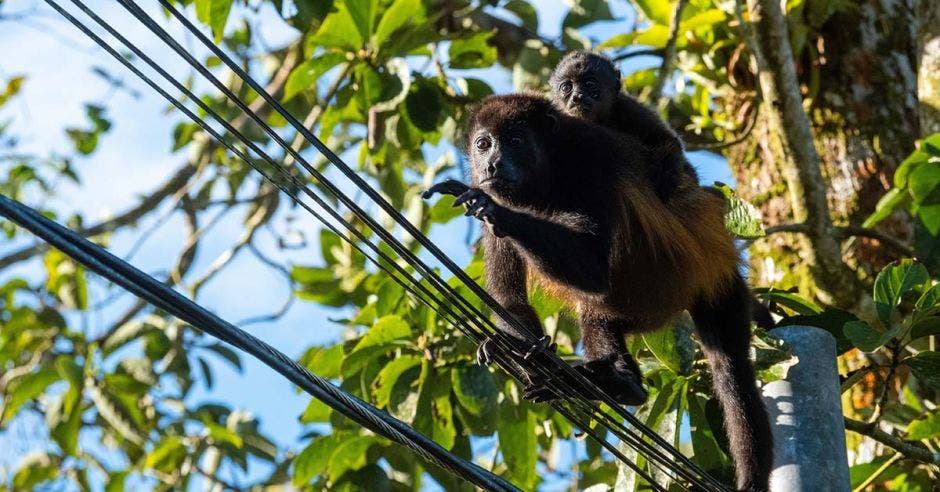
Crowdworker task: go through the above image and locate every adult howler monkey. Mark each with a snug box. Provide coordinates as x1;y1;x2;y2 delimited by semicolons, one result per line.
423;94;773;491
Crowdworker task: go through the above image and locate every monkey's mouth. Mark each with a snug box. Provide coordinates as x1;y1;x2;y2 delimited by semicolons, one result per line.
568;101;594;116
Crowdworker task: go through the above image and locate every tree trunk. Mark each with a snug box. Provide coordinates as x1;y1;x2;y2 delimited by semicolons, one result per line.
725;0;921;301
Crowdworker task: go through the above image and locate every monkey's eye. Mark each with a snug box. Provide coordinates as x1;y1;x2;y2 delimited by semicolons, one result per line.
475;137;491;151
584;79;598;90
560;81;572;93
509;135;524;147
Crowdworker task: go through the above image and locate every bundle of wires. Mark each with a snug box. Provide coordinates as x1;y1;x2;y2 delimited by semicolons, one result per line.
22;1;733;490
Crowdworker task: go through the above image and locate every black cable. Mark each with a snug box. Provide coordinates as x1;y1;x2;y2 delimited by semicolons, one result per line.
0;193;519;492
48;2;727;489
138;10;726;487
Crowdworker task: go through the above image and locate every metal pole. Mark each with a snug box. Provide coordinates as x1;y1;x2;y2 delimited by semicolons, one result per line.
761;326;850;492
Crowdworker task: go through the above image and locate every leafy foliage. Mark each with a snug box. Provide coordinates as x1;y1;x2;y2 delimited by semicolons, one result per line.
1;0;938;490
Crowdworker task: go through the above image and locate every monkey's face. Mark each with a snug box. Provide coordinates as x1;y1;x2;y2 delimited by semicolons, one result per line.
468;123;542;199
552;72;613;121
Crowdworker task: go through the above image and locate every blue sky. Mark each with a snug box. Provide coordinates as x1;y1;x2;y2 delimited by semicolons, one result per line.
0;0;734;488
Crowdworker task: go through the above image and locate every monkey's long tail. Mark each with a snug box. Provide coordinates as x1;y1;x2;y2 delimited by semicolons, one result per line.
691;274;774;492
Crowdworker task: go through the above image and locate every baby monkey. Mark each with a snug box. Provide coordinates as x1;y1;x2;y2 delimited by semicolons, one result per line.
549;51;690;200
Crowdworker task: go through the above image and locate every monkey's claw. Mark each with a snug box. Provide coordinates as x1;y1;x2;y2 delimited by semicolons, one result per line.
520;335;557;360
422;179;470;200
476;338;498;366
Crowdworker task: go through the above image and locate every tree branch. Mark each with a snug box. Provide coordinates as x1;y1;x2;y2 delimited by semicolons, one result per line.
844;417;940;464
649;0;688;104
762;222;914;257
744;0;861;307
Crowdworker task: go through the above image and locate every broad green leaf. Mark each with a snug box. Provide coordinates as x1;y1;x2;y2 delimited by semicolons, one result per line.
910;317;940;341
907;161;940;205
688;394;727;473
634;0;674;25
207;422;243;448
195;0;233;42
310;1;365;50
387;365;422;422
599;32;636;49
843;321;886;352
372;355;422;407
505;0;538;31
756;289;823;315
4;368;60;420
634;24;671;48
293;435;339;485
498;398;538;489
451;365;498;416
346;0;379;42
328;436;378;481
302;344;344;378
873;259;929;322
374;0;425;47
403;80;444;133
643;326;680;373
563;0;614;28
907;352;940;391
448;32;497;69
714;183;764;239
283;53;346;102
144;436;187;472
353;315;411;351
915;283;940;310
906;411;940;440
87;383;144;446
300;397;332;423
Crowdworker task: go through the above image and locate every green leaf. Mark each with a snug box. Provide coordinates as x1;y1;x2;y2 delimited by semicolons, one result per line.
0;75;25;107
300;397;332;423
448;32;497;69
145;436;187;472
756;288;823;315
207;422;243;448
374;0;425;47
451;365;498;416
843;321;886;352
498;398;538;489
4;368;60;420
283;53;346;102
908;161;940;205
873;259;929;322
862;188;906;228
634;0;674;25
910;317;940;341
713;183;765;239
353;315;411;351
373;355;422;408
403;80;443;133
643;325;680;373
328;436;377;480
563;0;614;29
906;411;940;440
504;0;538;31
907;351;940;391
195;0;234;42
302;344;344;378
293;436;339;485
311;1;366;50
12;453;58;489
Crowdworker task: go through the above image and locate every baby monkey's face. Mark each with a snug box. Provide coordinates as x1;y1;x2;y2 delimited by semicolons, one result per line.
552;72;610;120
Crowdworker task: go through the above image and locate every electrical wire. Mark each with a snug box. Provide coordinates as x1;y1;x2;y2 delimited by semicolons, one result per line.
0;193;519;492
38;1;731;490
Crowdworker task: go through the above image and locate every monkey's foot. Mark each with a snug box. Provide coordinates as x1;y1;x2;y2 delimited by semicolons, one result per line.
522;356;647;405
476;336;556;366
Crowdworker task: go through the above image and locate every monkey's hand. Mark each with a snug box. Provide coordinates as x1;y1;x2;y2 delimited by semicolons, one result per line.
421;179;469;200
522;357;647;405
453;188;506;237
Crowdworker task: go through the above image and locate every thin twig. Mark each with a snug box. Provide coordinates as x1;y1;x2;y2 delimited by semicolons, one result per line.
761;222;914;257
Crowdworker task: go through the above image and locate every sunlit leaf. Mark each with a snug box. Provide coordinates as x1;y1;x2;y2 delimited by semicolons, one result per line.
907;351;940;391
873;259;929;322
451;365;497;416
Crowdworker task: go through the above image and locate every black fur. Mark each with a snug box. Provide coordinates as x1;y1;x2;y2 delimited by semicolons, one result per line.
424;93;773;491
549;50;691;200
